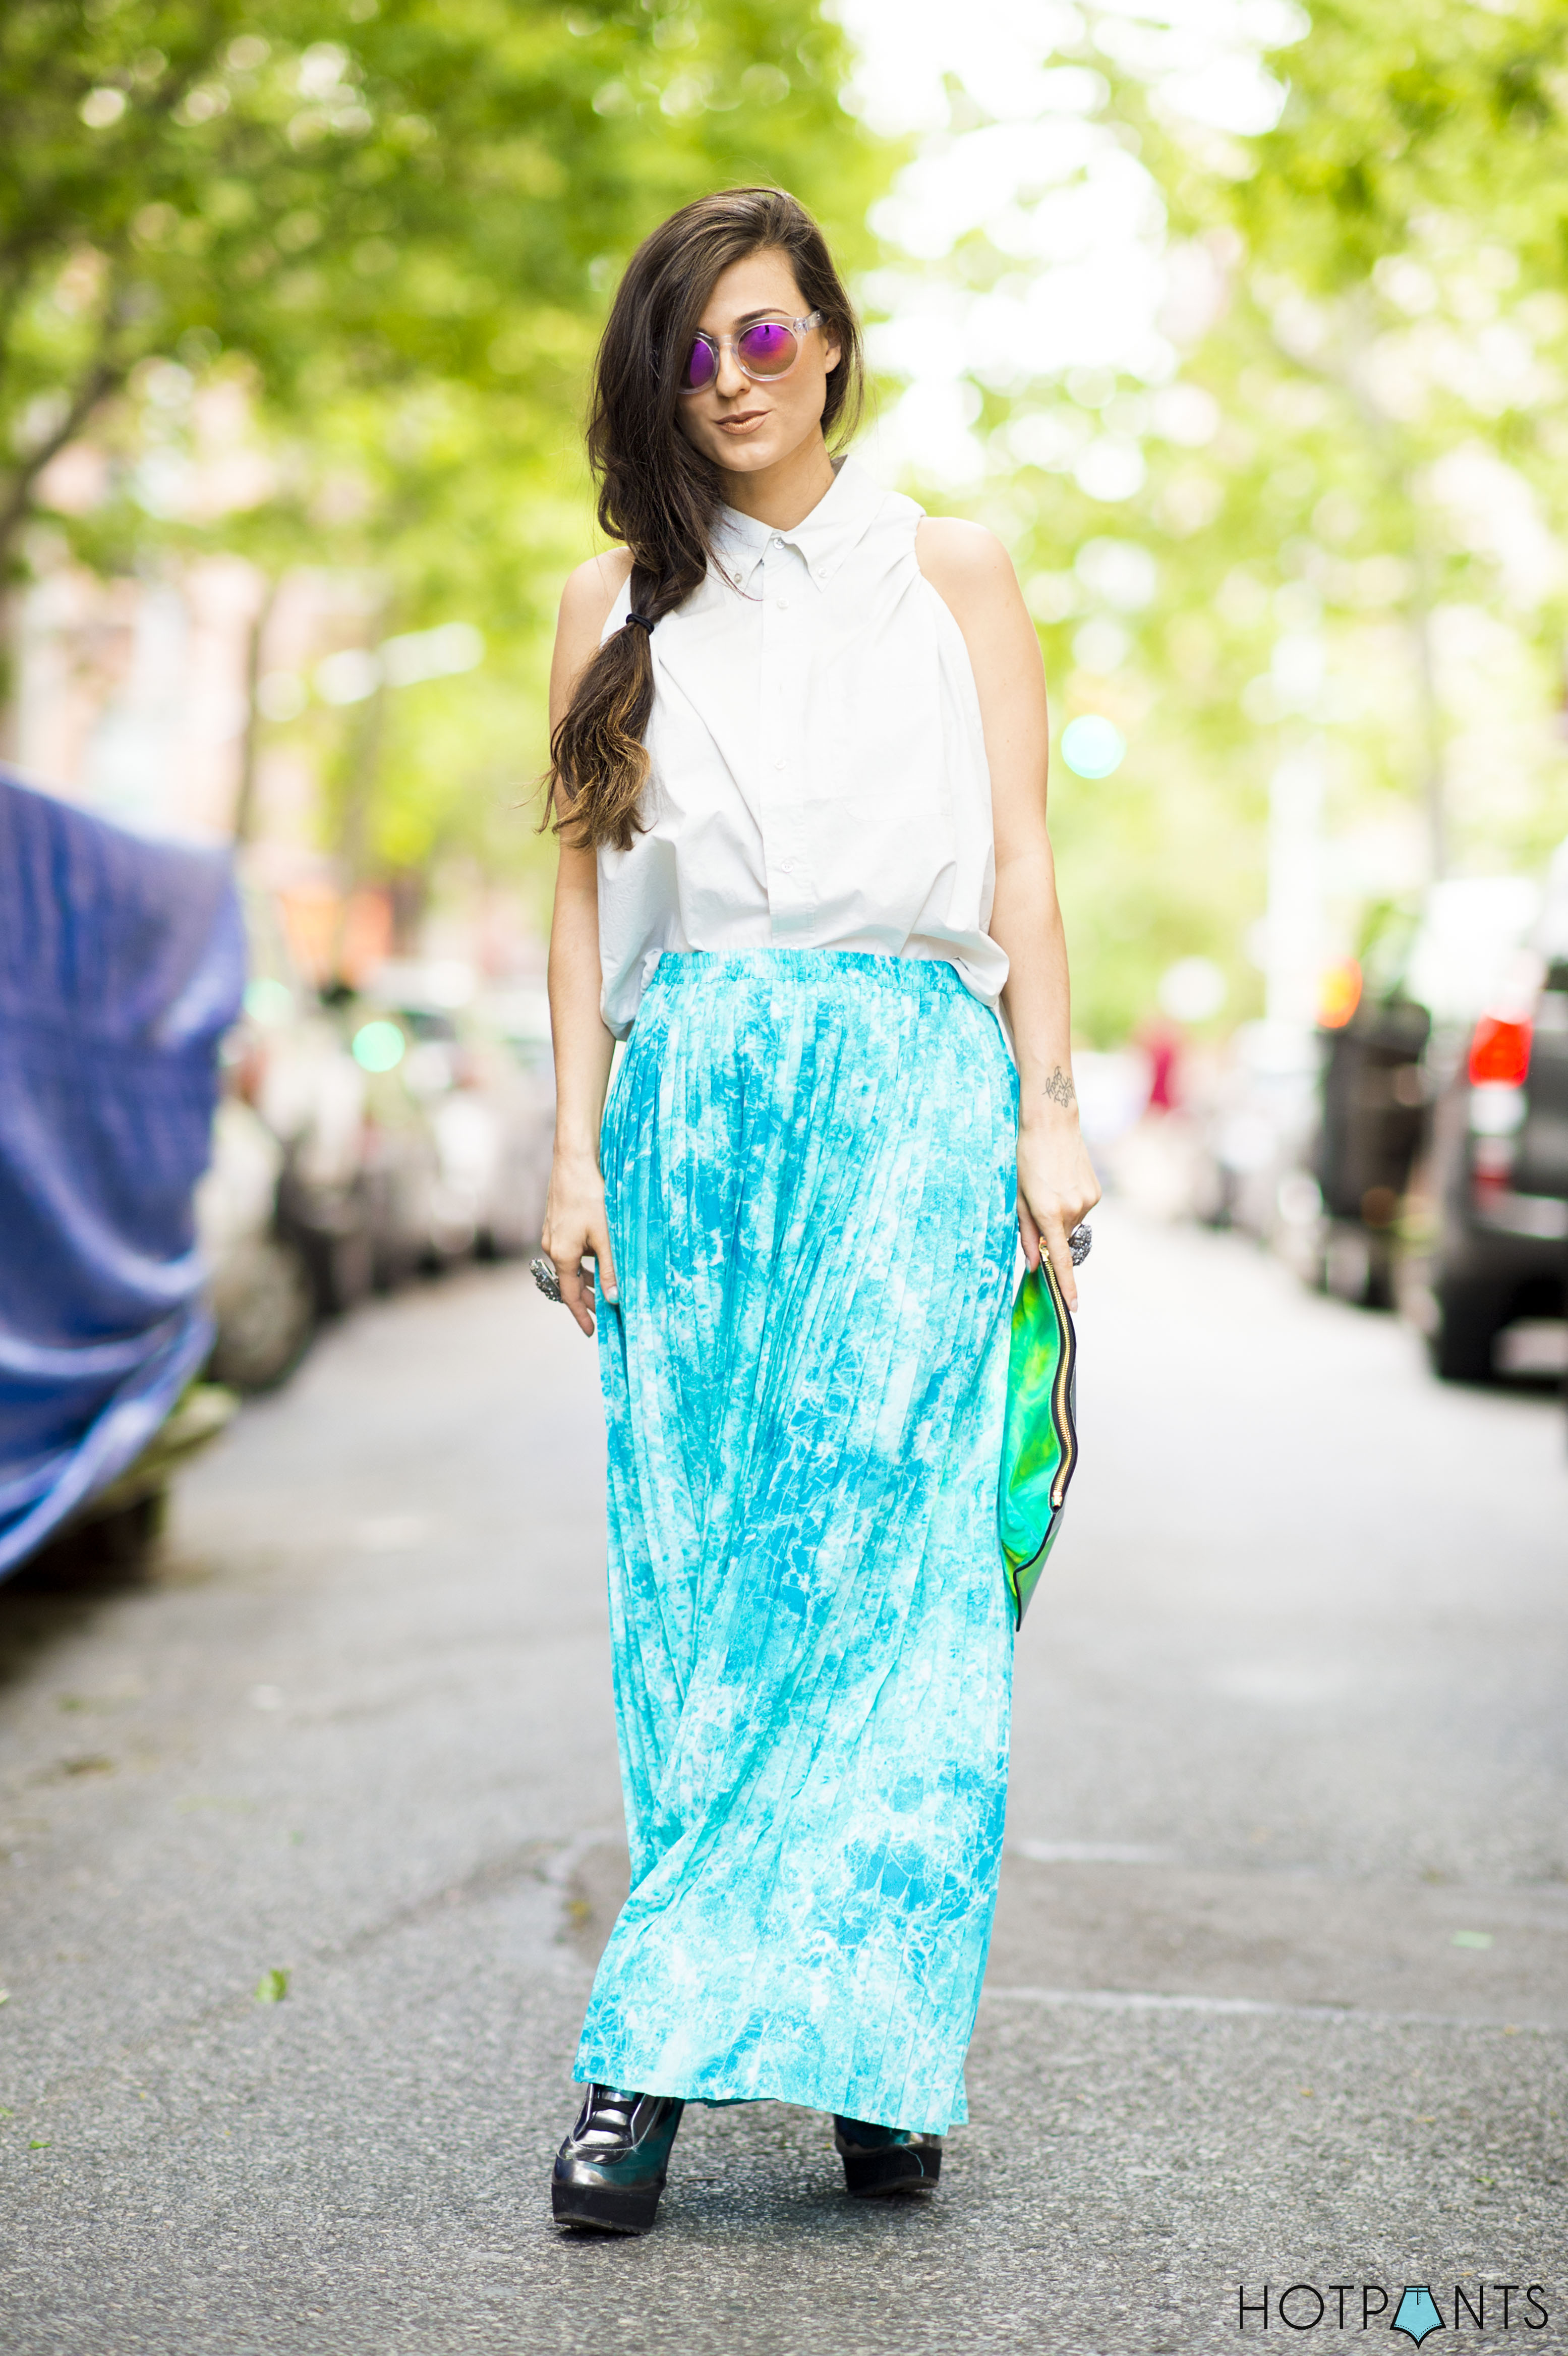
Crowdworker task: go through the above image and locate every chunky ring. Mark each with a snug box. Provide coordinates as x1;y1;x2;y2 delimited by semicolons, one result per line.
1068;1222;1093;1267
530;1255;562;1305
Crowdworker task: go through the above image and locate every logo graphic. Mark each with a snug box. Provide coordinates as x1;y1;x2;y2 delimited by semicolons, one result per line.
1392;2288;1447;2347
1237;2277;1549;2335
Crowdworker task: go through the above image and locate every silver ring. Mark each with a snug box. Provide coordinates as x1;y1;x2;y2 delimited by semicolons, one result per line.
1068;1222;1093;1267
530;1255;562;1305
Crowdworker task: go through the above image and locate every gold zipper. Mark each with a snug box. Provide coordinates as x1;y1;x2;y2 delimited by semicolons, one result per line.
1042;1259;1078;1511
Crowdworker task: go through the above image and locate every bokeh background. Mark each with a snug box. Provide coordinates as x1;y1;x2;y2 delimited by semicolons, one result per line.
4;0;1566;1050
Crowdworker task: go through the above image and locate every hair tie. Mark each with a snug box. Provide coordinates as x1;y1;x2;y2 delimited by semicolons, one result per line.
624;611;654;635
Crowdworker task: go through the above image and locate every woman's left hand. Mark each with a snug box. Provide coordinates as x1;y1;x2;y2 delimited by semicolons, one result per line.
1016;1111;1101;1312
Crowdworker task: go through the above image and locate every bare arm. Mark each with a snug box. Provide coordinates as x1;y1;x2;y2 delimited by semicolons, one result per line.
541;547;633;1336
915;517;1100;1306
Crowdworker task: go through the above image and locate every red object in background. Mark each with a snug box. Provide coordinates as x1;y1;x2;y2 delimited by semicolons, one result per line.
1317;959;1363;1030
1142;1021;1181;1112
1468;1016;1533;1087
277;883;393;989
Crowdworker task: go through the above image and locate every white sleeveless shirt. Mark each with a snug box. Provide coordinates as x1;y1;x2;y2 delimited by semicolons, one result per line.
594;455;1009;1038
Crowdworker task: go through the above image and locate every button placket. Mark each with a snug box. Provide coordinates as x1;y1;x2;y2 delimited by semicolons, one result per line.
761;541;810;933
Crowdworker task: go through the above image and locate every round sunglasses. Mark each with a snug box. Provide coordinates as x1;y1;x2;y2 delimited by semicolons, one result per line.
679;310;824;395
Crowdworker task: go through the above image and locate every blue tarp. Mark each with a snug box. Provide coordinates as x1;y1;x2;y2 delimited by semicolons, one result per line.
0;771;245;1576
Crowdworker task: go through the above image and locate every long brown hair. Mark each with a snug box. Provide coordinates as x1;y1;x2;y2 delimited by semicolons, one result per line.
545;187;864;852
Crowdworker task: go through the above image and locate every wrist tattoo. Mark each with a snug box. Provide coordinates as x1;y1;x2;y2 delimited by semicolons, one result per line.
1041;1066;1076;1110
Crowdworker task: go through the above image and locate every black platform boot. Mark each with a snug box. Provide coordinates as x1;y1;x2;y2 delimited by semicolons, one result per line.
551;2084;685;2235
833;2115;943;2197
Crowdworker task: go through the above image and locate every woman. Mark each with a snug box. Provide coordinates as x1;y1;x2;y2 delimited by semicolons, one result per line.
538;187;1098;2235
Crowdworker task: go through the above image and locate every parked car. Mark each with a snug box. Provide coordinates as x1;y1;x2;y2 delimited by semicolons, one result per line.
22;1381;239;1583
326;993;451;1286
1402;954;1568;1378
1399;853;1568;1379
197;887;382;1391
355;966;553;1261
198;1094;319;1393
1306;990;1432;1309
200;926;556;1391
1261;871;1566;1356
200;887;477;1390
1;771;242;1579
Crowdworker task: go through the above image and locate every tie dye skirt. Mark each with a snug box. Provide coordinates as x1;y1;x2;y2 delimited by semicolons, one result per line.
574;949;1017;2135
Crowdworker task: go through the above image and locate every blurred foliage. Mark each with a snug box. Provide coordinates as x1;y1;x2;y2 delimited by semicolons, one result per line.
1230;0;1568;292
12;0;1568;1039
2;0;890;874
1143;0;1568;866
907;0;1568;1043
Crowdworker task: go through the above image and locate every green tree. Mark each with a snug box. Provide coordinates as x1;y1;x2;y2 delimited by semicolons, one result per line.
902;0;1568;1040
2;0;889;874
1149;0;1568;884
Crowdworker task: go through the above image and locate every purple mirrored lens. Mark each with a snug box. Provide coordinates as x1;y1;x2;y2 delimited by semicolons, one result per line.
682;336;718;390
738;321;796;375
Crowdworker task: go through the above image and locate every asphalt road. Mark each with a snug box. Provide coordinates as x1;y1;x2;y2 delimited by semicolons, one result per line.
2;1212;1564;2355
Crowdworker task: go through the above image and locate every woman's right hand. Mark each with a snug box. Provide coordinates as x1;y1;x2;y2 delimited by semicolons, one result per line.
541;1149;618;1337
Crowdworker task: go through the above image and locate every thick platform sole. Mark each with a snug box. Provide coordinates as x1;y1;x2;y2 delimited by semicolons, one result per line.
841;2145;942;2198
551;2173;664;2235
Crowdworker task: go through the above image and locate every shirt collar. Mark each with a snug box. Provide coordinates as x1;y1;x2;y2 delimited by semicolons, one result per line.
713;455;886;591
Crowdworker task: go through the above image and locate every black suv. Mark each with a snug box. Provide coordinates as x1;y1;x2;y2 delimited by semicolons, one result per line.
1311;994;1432;1310
1415;959;1568;1379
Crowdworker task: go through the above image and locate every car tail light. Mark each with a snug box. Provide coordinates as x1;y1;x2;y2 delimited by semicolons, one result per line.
1468;1016;1532;1087
1317;959;1362;1029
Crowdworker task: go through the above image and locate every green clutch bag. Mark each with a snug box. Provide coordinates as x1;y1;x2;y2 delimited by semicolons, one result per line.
998;1254;1080;1631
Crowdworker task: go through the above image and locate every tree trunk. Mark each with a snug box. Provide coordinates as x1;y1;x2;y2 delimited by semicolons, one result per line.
329;612;394;980
231;575;278;845
1405;533;1448;883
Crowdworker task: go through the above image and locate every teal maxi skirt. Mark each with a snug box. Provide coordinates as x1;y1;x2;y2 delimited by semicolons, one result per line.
575;950;1017;2135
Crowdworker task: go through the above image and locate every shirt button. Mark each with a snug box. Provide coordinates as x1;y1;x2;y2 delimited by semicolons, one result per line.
774;758;787;770
776;600;789;611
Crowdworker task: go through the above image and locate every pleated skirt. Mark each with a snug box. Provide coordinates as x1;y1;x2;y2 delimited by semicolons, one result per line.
574;949;1017;2134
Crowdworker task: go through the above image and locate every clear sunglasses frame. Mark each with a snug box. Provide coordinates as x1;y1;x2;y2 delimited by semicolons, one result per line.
678;310;824;394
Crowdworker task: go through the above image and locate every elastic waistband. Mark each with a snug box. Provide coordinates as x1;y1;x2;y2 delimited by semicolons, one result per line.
648;949;969;998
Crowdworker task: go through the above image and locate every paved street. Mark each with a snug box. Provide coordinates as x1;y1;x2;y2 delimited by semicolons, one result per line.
2;1212;1564;2355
